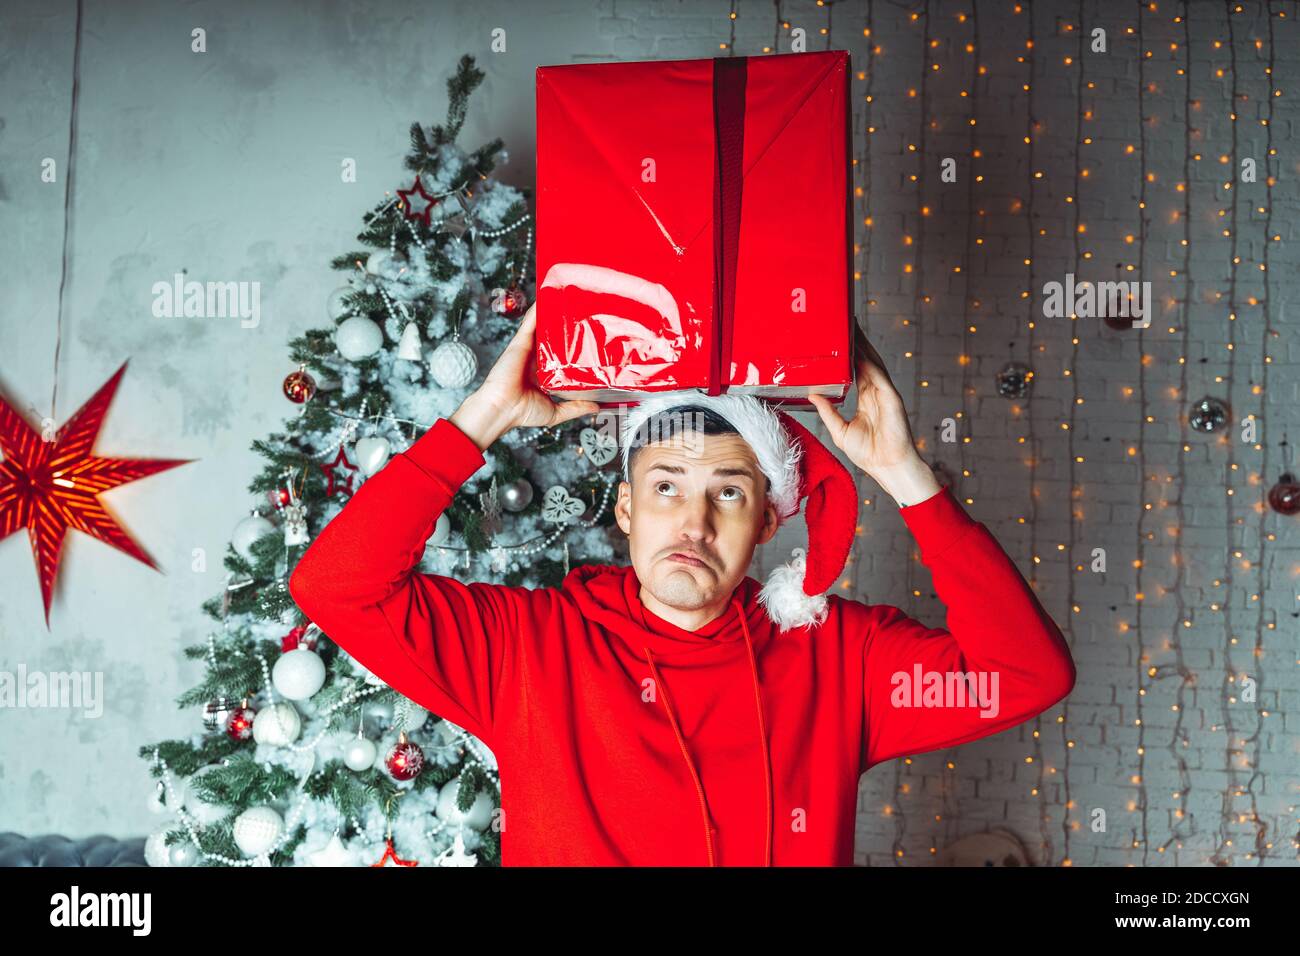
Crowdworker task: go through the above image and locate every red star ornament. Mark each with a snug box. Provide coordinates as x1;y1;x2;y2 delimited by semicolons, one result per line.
320;445;359;497
395;175;440;227
0;360;194;625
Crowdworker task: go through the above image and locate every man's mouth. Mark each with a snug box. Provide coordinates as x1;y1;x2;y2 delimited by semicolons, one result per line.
667;552;709;568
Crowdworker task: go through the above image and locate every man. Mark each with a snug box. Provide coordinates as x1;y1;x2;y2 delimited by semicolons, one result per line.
289;303;1076;866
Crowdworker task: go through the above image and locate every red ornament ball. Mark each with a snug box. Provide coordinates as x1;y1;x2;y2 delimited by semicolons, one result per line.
491;284;528;318
1267;472;1300;516
283;368;317;404
385;733;425;781
226;701;257;741
268;487;291;509
280;624;306;652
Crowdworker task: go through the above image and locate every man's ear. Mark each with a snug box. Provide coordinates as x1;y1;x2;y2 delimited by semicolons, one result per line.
615;480;632;536
757;499;780;546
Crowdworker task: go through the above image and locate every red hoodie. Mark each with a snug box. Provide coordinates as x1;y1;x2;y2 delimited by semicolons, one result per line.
289;416;1076;866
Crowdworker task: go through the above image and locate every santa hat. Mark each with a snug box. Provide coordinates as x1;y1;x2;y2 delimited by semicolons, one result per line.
620;391;858;633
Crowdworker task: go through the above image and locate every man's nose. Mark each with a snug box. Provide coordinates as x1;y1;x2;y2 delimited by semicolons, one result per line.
677;493;714;542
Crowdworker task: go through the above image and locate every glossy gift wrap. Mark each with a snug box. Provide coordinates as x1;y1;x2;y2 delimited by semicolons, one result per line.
535;50;854;406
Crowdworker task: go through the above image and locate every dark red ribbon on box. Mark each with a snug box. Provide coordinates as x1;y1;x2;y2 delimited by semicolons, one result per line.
709;56;747;396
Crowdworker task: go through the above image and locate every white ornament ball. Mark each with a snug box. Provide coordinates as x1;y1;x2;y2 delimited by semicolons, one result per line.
397;701;429;733
144;826;177;867
231;513;276;562
344;652;382;686
353;436;392;476
168;841;199;867
435;778;495;831
233;806;284;857
430;512;451;545
326;286;355;320
363;699;393;723
183;767;231;825
272;646;326;701
252;701;302;746
362;700;394;736
336;316;384;361
429;339;478;389
147;781;176;815
343;736;379;771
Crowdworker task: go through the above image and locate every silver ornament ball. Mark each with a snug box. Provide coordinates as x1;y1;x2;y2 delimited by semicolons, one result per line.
501;478;534;512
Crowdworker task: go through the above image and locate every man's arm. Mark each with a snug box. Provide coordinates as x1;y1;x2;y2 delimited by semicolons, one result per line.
289;304;599;747
859;485;1076;771
288;407;519;747
807;325;1074;772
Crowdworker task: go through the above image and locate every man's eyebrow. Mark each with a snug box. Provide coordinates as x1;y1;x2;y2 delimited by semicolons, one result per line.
645;463;757;482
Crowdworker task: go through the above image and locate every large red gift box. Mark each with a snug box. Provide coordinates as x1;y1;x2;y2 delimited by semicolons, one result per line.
534;50;853;406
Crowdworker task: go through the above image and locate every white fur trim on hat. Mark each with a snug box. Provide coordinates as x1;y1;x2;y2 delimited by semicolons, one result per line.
619;390;802;520
756;547;830;632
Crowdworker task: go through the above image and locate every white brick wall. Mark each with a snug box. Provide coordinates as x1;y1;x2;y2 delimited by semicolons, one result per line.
594;0;1300;867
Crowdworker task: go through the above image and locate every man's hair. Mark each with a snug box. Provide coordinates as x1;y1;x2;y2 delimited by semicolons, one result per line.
624;404;770;495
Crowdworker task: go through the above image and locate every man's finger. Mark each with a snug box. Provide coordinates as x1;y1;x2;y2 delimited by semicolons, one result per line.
853;324;894;392
807;393;848;447
552;399;601;425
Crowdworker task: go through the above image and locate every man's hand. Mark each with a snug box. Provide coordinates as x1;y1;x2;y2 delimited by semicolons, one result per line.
807;324;942;507
451;301;600;452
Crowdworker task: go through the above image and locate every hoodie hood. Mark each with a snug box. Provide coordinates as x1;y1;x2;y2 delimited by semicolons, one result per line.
561;562;776;865
562;563;771;658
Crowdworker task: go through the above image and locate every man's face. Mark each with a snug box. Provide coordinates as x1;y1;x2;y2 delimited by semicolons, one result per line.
615;429;780;614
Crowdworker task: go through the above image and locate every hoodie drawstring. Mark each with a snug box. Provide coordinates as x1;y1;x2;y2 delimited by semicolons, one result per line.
643;597;774;867
644;647;717;866
735;598;775;867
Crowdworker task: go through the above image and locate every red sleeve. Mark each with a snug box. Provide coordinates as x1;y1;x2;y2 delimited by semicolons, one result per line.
288;417;530;749
860;485;1076;771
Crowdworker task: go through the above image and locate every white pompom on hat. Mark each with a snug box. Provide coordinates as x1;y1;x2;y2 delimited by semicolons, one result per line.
620;391;858;632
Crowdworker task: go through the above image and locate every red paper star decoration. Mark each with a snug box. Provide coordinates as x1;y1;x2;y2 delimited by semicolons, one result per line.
395;175;440;227
321;446;359;497
0;360;193;625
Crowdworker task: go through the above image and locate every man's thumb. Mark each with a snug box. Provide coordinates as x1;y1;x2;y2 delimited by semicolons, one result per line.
808;394;847;447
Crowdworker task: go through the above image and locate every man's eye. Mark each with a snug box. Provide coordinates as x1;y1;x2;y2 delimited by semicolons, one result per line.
718;486;742;501
655;481;678;496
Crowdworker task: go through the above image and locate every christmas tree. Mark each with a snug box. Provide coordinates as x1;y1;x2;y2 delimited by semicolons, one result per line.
138;55;624;867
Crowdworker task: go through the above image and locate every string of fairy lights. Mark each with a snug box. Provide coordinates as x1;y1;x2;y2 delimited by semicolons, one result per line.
893;0;937;865
1134;0;1155;865
1164;0;1190;858
1215;0;1269;864
1018;0;1049;860
713;0;1295;866
940;0;981;859
1058;0;1085;868
843;0;874;693
846;0;877;654
1156;0;1196;862
1249;0;1282;861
